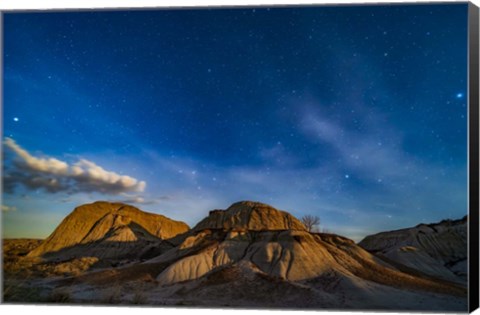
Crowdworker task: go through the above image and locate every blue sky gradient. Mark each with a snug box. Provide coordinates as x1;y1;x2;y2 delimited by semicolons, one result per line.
2;4;469;241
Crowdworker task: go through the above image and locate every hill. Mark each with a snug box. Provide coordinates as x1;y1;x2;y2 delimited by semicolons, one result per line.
4;201;467;311
27;201;189;262
68;201;465;310
358;216;467;283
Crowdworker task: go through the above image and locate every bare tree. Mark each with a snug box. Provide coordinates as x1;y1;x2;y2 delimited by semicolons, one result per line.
301;215;320;232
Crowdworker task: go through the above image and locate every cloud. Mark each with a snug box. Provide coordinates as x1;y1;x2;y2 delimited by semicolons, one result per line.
258;142;298;167
70;159;146;194
116;193;165;205
298;106;467;222
123;196;147;204
2;205;17;212
3;137;146;195
300;108;411;181
4;137;69;175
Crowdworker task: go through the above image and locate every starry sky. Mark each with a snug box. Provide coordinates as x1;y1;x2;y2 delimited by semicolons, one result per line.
2;4;469;241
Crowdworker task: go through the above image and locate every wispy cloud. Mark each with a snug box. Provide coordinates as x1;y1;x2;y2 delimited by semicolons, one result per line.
258;142;299;167
3;137;146;195
3;137;69;174
1;204;17;212
297;105;467;226
299;106;415;182
114;193;172;205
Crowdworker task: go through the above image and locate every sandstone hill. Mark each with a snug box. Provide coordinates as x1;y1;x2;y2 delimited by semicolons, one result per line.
192;201;306;231
67;201;466;310
27;201;189;262
148;202;464;291
358;216;467;283
6;201;467;310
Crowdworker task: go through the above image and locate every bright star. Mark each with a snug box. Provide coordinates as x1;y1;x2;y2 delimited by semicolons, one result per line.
13;117;19;122
456;92;464;98
345;174;350;179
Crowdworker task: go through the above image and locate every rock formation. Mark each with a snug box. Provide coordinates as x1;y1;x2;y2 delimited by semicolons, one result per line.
27;201;189;261
136;201;464;301
358;216;467;283
193;201;306;231
6;201;466;310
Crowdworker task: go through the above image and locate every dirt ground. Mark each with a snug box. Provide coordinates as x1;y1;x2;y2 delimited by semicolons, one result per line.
2;239;468;312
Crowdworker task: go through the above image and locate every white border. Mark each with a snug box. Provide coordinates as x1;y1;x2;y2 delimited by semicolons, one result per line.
0;1;478;315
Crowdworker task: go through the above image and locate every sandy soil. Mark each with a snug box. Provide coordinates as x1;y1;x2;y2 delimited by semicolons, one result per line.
2;239;467;311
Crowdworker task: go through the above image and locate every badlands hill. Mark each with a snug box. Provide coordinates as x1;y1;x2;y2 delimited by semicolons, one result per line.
5;201;467;310
147;201;464;291
192;201;306;231
27;201;189;261
67;201;466;310
358;216;467;283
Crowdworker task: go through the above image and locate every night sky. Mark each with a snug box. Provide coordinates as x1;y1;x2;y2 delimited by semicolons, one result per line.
2;4;469;241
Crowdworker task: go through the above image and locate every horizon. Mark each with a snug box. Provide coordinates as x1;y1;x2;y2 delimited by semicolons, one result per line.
0;198;469;242
2;4;469;242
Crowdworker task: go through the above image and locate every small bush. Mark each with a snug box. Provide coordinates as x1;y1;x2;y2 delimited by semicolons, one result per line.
101;284;122;304
3;283;42;303
131;291;148;304
48;289;71;303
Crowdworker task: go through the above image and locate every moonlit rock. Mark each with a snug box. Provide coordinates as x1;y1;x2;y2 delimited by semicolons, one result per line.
27;201;189;261
358;216;467;283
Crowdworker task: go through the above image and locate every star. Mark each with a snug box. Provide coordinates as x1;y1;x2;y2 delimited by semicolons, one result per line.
2;5;469;245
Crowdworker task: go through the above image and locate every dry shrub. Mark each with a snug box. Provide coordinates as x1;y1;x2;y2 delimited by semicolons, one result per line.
101;283;123;304
48;288;71;303
3;281;42;303
131;290;148;305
